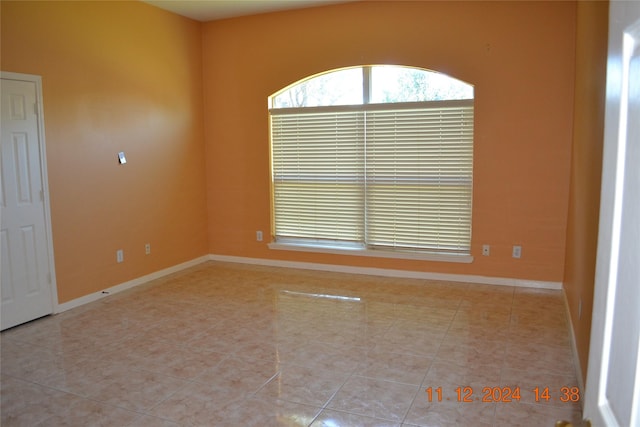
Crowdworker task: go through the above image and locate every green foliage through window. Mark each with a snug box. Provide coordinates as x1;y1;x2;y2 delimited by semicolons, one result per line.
271;66;473;108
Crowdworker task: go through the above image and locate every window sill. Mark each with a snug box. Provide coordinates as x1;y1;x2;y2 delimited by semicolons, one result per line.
268;242;474;264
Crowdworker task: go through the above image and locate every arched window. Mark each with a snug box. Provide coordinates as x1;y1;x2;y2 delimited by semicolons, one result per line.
269;65;474;258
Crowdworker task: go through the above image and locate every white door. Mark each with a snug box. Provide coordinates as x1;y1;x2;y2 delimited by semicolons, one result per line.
1;74;56;330
583;1;640;426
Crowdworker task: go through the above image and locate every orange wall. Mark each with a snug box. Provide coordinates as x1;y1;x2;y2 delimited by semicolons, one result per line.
563;0;608;382
0;0;583;305
202;1;577;282
1;1;208;303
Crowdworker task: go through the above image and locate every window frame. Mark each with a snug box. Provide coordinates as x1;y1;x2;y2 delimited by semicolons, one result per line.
268;66;475;263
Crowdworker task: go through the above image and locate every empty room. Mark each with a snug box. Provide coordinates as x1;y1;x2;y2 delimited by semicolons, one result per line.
2;0;638;426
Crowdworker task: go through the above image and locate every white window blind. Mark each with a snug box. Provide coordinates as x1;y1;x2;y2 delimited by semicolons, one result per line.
271;100;473;254
271;109;365;246
365;102;474;253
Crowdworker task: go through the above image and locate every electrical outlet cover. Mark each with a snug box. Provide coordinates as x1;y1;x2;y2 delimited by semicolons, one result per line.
512;245;522;258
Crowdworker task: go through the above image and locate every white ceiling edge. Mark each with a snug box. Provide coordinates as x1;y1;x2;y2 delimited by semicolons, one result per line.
142;0;354;22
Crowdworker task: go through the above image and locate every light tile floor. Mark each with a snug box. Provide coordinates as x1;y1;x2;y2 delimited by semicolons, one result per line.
1;261;583;426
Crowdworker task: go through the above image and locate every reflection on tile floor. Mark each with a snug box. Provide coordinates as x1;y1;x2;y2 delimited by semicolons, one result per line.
1;261;582;426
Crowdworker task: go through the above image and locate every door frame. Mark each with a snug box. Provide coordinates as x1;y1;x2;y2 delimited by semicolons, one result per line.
1;71;58;318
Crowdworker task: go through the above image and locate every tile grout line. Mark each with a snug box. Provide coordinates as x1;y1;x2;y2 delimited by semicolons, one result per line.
399;287;465;426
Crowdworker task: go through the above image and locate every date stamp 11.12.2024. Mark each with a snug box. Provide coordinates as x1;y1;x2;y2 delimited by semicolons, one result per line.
425;386;581;404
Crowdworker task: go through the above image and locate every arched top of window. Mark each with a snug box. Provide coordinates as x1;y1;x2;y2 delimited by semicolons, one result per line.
270;65;473;109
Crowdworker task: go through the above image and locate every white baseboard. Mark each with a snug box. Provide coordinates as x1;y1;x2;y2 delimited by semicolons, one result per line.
207;254;562;290
562;287;586;405
55;255;210;313
54;253;562;315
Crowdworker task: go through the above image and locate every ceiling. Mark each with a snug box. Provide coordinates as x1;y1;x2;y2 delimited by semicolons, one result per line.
142;0;353;22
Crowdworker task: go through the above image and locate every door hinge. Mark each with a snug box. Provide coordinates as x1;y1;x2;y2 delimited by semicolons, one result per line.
40;190;44;201
34;102;38;115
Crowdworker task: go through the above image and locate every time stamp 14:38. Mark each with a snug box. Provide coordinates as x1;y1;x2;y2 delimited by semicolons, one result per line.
425;386;580;403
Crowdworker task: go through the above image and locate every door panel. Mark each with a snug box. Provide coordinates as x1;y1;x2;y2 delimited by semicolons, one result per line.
1;229;13;303
13;132;35;204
